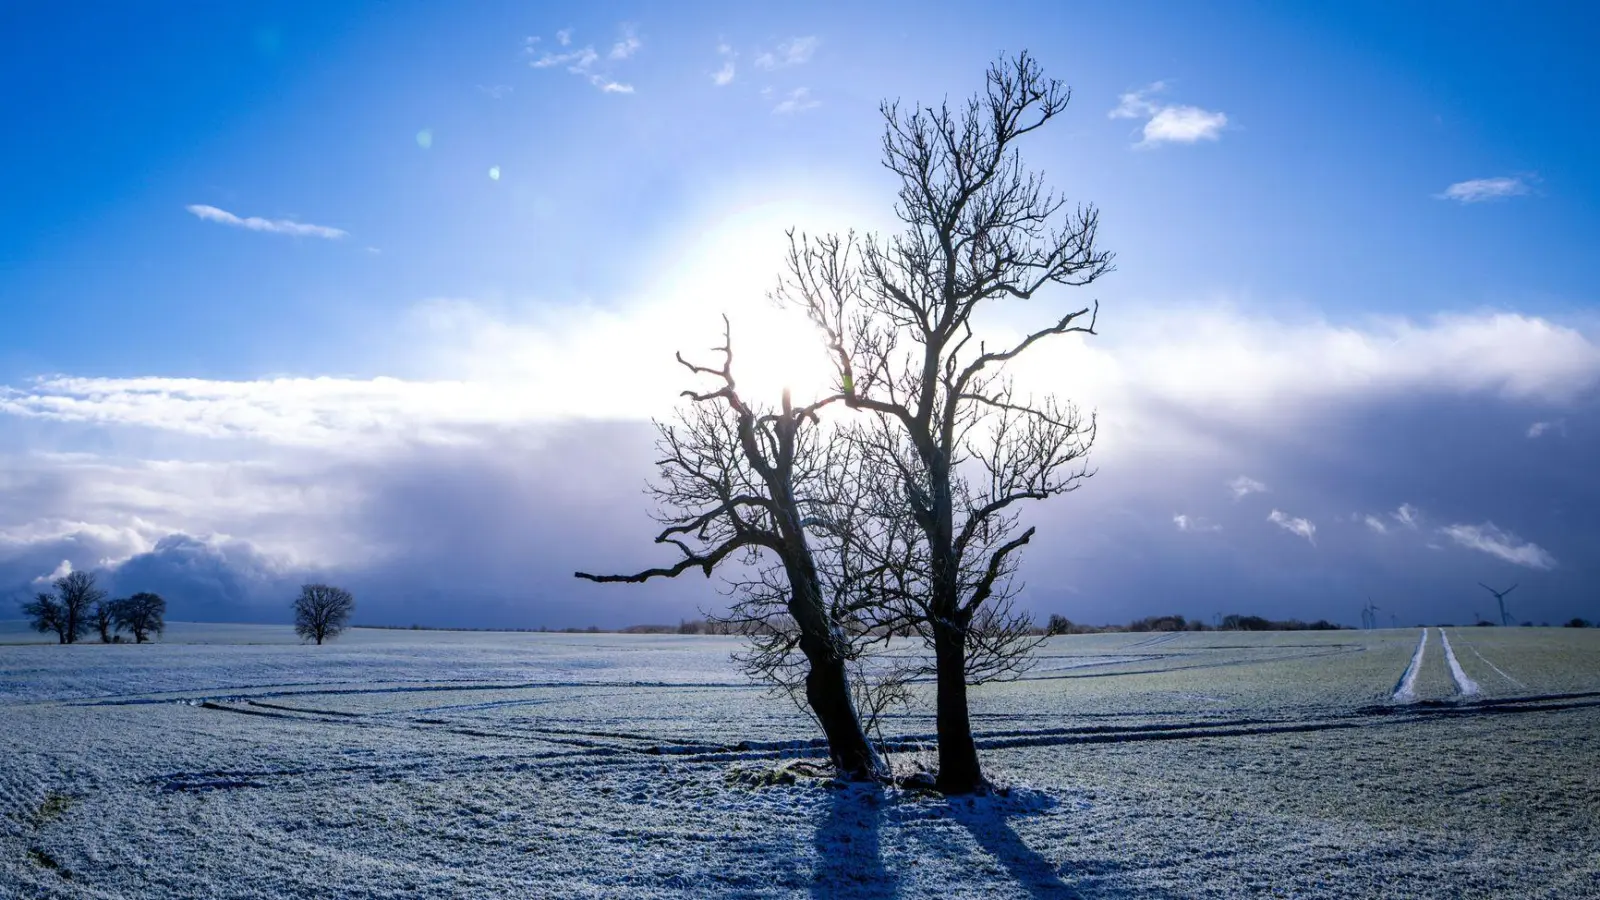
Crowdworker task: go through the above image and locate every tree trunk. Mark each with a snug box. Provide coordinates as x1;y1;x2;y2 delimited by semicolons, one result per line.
798;631;882;780
932;620;983;793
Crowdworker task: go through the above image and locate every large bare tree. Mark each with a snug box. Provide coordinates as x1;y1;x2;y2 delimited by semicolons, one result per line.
21;592;70;644
779;52;1111;793
113;592;167;643
576;323;886;780
53;571;105;645
294;584;355;645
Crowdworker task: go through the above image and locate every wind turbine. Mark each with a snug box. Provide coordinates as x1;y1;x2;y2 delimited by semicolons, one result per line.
1361;595;1381;630
1479;583;1518;627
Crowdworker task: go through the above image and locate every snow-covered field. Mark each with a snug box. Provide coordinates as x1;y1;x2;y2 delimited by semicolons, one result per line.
2;624;1598;898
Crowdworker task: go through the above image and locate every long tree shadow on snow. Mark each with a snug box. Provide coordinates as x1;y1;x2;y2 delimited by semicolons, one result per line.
944;794;1084;899
808;782;1159;899
811;783;898;898
936;791;1155;899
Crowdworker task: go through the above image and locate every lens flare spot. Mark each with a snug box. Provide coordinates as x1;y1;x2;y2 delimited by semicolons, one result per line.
488;166;501;181
415;129;433;150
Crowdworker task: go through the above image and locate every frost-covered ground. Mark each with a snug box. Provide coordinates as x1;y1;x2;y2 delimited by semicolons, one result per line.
2;623;1598;898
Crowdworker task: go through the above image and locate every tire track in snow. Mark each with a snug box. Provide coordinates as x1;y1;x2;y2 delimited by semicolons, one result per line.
1465;643;1527;689
1391;629;1429;703
1437;629;1481;698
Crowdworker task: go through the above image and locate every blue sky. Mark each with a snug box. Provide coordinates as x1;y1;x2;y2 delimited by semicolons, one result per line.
1;1;1596;628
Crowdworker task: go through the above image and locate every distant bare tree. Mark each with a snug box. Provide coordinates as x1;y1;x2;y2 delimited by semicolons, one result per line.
294;584;355;645
92;599;118;643
112;593;167;643
21;593;70;644
779;52;1110;793
54;571;105;645
577;322;888;780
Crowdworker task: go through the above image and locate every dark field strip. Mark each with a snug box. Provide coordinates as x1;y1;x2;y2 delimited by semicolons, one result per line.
160;687;1600;795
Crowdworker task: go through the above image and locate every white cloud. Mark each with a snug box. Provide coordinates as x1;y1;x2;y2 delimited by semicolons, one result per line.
1436;176;1533;204
1173;514;1220;533
1526;419;1565;438
476;84;513;100
528;26;635;94
755;36;817;70
32;559;72;585
773;87;820;115
1363;515;1389;535
8;300;1598;466
1040;307;1600;417
1109;82;1164;119
1439;522;1556;570
0;203;866;449
1229;476;1267;500
609;24;641;60
1142;106;1228;145
185;205;347;240
1110;83;1226;147
1391;503;1420;530
1267;509;1317;545
529;45;599;70
710;42;737;86
0;375;547;448
0;456;382;576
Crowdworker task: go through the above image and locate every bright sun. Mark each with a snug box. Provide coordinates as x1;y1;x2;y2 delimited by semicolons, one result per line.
719;303;837;410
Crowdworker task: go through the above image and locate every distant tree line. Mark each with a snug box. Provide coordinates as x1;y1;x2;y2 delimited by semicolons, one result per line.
1042;613;1344;635
20;575;360;647
20;572;166;644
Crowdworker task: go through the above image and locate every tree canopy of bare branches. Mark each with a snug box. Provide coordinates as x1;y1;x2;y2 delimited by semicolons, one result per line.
22;592;71;644
44;571;106;646
113;592;167;643
779;51;1111;793
576;320;887;780
294;584;355;645
92;597;117;643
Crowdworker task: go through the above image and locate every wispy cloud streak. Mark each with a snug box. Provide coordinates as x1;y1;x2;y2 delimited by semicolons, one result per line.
1436;176;1534;203
185;205;346;239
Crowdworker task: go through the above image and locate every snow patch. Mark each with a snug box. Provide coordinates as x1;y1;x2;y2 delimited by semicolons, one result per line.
1437;630;1481;698
1391;629;1429;703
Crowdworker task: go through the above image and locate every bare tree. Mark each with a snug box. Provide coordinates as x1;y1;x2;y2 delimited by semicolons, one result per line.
21;593;70;644
112;593;167;643
708;427;922;756
779;52;1110;793
576;322;887;780
92;599;118;643
294;584;355;645
54;571;105;645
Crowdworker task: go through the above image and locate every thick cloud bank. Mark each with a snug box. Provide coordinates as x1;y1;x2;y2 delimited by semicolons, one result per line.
3;303;1596;629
